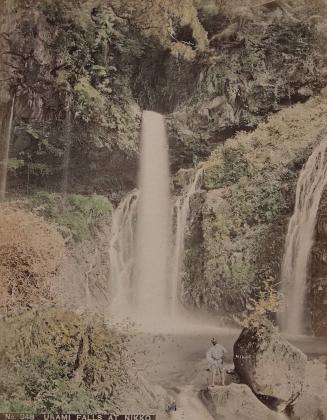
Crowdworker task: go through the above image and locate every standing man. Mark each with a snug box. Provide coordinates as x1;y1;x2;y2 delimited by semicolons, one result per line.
206;338;227;386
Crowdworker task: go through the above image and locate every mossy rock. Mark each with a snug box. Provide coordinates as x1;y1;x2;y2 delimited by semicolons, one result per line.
28;192;112;242
183;93;327;316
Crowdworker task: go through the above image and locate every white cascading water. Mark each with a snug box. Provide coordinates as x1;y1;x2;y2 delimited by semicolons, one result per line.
62;95;72;197
135;111;171;321
171;169;203;314
109;190;139;317
280;137;327;335
0;0;14;202
109;111;203;324
110;111;171;323
0;97;14;201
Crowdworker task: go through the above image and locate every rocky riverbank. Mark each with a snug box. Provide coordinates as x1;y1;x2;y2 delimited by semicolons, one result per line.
201;319;327;420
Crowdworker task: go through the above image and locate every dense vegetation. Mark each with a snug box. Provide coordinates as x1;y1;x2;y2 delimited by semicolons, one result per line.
27;192;112;242
3;0;326;190
0;309;130;413
182;91;327;317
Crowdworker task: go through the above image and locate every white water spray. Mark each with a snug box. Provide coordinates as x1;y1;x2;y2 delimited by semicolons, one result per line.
109;112;205;327
280;138;327;335
135;111;171;321
0;1;14;202
171;169;203;314
109;190;139;317
62;95;72;196
0;96;14;201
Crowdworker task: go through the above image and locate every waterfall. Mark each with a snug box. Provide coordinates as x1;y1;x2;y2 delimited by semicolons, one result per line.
280;138;327;335
170;169;203;314
0;97;14;201
109;190;138;317
62;96;72;196
0;1;14;202
135;111;171;320
109;111;171;323
109;111;203;325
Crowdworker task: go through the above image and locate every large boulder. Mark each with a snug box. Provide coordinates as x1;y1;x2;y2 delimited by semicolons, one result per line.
288;360;327;420
233;319;307;411
201;383;285;420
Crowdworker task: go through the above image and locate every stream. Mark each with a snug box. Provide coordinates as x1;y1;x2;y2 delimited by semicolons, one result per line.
129;324;327;419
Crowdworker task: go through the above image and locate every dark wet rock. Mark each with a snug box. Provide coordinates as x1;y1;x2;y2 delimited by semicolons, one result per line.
181;190;206;307
234;319;307;411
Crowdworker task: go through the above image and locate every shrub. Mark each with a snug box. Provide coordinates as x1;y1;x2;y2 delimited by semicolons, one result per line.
28;192;112;242
0;206;64;309
0;308;130;413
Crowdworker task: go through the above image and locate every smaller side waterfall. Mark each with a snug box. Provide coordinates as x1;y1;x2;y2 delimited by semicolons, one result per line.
0;0;14;202
170;169;203;314
61;95;72;197
0;97;14;201
280;138;327;335
109;191;139;317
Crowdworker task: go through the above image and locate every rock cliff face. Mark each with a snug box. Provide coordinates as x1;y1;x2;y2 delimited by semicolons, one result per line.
167;0;327;170
179;91;327;325
6;0;142;197
4;0;327;194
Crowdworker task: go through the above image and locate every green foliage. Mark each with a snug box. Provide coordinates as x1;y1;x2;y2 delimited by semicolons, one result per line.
13;122;65;179
202;166;289;306
11;0;139;188
28;193;112;242
74;77;106;124
202;195;258;308
0;308;130;413
35;0;135;133
227;167;292;227
204;141;252;188
7;158;24;172
199;94;327;311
